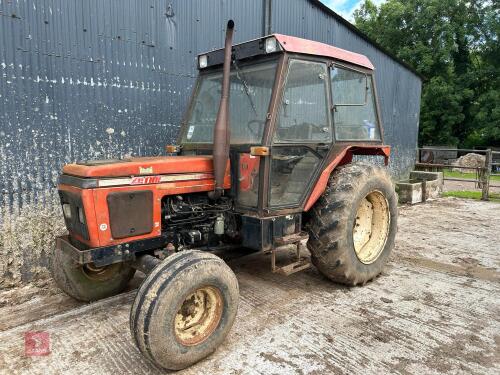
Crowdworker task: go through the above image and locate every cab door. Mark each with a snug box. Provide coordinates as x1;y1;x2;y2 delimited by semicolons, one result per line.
330;65;382;141
267;58;332;209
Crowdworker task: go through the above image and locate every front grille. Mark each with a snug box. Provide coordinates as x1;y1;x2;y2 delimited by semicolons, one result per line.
58;190;89;240
107;190;153;239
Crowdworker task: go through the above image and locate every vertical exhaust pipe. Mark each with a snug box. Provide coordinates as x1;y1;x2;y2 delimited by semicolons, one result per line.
210;20;234;200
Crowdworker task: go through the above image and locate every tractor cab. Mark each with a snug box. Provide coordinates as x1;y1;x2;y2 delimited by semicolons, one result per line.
178;34;385;217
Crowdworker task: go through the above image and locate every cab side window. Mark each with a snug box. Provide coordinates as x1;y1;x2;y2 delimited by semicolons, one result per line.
274;60;331;143
331;66;381;141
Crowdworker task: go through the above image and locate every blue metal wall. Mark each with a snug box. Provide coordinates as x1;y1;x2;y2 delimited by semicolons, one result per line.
0;0;421;286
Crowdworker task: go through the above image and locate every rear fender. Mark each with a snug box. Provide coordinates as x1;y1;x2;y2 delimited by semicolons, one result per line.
304;145;390;211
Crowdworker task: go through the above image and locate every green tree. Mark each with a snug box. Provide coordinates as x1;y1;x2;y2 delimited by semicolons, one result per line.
354;0;499;148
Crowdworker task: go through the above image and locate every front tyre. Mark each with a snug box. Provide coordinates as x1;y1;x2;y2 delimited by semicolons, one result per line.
50;246;135;302
307;162;398;285
130;250;239;370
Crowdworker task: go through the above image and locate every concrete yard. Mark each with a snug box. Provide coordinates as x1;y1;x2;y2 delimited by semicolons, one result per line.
0;197;498;374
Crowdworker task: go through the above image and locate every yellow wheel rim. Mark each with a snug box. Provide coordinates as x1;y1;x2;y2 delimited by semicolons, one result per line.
82;263;121;281
174;286;223;346
353;191;390;264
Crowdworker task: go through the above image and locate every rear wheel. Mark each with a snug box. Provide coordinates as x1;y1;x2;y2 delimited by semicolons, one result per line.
50;246;135;302
130;250;239;370
307;162;398;285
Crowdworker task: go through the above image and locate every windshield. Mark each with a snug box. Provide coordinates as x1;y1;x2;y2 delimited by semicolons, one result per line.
182;60;278;144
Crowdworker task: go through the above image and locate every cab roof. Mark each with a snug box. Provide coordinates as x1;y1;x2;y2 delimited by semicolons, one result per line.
272;34;374;71
198;33;374;71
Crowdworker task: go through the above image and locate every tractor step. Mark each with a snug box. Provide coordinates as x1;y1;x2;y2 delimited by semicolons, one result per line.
272;258;311;276
271;233;311;276
274;231;309;247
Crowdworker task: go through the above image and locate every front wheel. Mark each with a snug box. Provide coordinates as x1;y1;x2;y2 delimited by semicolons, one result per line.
50;246;135;302
130;250;239;370
307;162;398;285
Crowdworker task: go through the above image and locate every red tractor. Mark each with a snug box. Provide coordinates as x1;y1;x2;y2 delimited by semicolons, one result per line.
53;20;397;370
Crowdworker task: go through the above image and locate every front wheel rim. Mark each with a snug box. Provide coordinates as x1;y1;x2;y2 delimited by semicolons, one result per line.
82;263;121;281
353;190;390;264
174;286;223;346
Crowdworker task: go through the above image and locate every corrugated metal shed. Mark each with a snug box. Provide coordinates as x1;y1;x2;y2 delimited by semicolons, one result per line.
0;0;421;286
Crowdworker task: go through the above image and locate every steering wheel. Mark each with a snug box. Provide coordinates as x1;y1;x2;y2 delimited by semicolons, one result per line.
193;85;220;122
193;100;205;122
247;120;265;137
297;122;328;135
276;122;329;141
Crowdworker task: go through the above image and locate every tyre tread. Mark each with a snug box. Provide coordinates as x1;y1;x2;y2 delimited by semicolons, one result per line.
307;162;397;286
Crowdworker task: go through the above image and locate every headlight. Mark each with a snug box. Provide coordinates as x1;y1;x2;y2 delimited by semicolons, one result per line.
265;37;279;53
198;55;208;69
62;203;71;220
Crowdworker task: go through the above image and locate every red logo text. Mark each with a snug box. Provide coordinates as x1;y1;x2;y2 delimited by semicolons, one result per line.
131;176;161;185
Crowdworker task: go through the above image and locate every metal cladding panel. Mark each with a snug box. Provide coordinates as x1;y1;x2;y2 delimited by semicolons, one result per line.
271;0;422;179
0;0;265;286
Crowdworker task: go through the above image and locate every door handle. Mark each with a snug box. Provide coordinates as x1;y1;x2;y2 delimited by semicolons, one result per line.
316;144;330;151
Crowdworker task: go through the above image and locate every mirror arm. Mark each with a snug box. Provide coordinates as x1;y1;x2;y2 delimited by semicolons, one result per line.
365;75;369;104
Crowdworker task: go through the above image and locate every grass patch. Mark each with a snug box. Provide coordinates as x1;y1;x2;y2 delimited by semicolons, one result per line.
444;170;500;181
443;190;500;202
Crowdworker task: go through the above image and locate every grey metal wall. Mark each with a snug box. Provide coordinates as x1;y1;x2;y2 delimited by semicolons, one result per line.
0;0;421;287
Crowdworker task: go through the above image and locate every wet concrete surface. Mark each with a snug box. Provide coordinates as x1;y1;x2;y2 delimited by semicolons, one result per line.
0;198;498;374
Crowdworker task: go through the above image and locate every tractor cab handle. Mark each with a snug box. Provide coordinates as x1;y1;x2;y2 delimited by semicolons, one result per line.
316;143;330;151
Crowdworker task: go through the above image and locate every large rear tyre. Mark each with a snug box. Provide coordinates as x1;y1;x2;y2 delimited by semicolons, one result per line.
50;246;135;302
130;250;239;370
307;162;398;285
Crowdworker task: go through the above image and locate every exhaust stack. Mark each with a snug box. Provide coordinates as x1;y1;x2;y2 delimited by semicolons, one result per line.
210;20;234;200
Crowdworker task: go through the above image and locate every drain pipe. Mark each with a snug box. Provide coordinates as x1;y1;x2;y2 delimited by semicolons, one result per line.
209;20;234;200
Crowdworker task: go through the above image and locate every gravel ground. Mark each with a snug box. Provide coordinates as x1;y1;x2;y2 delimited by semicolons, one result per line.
0;197;498;374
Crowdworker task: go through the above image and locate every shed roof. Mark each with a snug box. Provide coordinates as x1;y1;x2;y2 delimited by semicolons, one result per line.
273;33;374;70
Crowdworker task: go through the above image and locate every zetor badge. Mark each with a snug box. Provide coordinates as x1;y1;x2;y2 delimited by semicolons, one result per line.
130;176;161;185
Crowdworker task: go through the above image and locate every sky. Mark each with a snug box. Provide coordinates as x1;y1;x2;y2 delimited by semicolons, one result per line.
319;0;385;21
